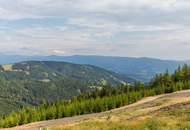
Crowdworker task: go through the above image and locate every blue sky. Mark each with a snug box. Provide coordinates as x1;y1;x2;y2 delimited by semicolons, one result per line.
0;0;190;60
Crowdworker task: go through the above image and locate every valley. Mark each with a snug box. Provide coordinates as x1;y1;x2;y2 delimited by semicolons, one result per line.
0;1;189;130
0;64;190;129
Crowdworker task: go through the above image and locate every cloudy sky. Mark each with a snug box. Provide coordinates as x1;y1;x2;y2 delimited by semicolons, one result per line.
0;0;190;60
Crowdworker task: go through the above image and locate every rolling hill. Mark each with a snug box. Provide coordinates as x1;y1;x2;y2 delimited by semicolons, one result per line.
50;55;183;82
0;61;132;114
0;54;187;82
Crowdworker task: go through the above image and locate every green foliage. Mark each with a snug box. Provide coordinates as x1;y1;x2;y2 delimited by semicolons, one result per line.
0;86;144;128
1;64;190;128
0;61;129;114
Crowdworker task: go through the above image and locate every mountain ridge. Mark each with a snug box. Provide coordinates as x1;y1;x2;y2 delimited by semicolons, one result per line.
0;54;188;82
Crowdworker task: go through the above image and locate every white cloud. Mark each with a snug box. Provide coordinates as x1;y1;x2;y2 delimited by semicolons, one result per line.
0;0;189;20
0;0;189;59
53;50;66;55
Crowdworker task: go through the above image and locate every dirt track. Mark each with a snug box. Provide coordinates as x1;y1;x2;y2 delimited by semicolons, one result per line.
2;90;190;130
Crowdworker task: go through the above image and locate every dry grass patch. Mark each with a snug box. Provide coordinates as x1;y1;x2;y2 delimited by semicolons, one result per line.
51;91;190;130
2;64;13;71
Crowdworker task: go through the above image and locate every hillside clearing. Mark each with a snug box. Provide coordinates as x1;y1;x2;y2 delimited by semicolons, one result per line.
2;65;13;71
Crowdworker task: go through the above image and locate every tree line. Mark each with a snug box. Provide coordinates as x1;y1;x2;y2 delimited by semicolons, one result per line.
1;64;190;128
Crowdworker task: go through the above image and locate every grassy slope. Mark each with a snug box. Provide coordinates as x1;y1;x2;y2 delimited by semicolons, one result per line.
52;90;190;130
2;90;190;130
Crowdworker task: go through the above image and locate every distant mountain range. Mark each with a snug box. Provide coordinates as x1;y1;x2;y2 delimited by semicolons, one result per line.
0;54;188;82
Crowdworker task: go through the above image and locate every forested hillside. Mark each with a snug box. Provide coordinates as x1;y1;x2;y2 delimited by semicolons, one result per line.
0;61;131;114
1;64;190;128
48;55;182;82
0;54;186;82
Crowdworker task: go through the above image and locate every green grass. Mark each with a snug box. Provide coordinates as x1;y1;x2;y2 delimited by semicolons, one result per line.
52;104;190;130
54;116;190;130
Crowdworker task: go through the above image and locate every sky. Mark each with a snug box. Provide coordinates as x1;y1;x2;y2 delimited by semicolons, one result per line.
0;0;190;60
